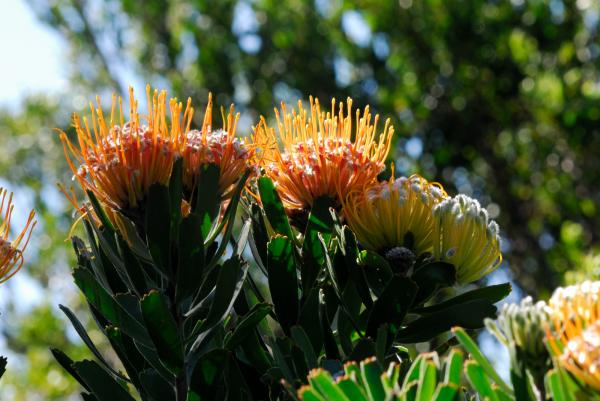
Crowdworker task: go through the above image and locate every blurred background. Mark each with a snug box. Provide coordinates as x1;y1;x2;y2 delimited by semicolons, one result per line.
1;0;600;398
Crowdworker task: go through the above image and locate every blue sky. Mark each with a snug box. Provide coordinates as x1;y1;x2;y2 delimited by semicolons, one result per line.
0;1;66;108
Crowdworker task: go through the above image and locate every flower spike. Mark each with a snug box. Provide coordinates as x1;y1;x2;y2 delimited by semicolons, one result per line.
255;96;394;213
60;85;192;210
0;188;36;284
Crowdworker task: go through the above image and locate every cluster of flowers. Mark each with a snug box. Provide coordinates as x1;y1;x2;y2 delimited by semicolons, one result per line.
56;86;504;284
488;281;600;396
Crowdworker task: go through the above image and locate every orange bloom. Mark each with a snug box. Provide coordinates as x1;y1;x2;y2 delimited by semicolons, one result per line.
182;94;255;198
0;188;36;284
60;86;193;210
546;281;600;391
255;97;394;212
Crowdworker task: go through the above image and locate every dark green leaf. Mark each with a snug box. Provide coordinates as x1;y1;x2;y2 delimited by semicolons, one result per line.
139;369;175;401
397;299;497;343
301;196;335;291
169;157;183;240
73;268;153;347
319;288;340;360
145;184;172;278
193;163;221;238
366;276;418;337
413;283;512;315
188;349;229;400
258;176;294;239
140;290;184;375
412;262;456;304
59;305;130;383
51;349;91;392
267;235;299;335
359;250;394;296
175;213;205;303
72;360;136;401
189;257;249;351
224;302;272;350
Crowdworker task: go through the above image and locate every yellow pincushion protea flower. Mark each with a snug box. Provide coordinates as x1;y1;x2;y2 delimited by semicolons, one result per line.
432;194;502;283
344;174;447;255
182;94;255;198
0;188;36;284
60;85;193;210
255;97;394;212
546;281;600;392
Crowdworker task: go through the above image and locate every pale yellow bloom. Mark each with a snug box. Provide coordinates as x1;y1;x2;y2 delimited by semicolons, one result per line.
344;174;447;255
432;195;502;283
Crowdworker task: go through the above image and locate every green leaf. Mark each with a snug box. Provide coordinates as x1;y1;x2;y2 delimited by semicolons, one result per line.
341;227;373;308
258;176;294;238
73;268;152;347
139;369;175;401
360;358;385;401
224;302;272;350
366;276;418;337
411;262;456;304
72;360;136;401
337;377;369;401
308;369;351;401
169;157;183;240
301;196;335;291
267;235;299;335
358;250;394;296
464;360;499;401
453;327;513;395
59;305;130;383
416;361;437;401
86;190;116;233
291;325;318;369
51;349;91;392
396;299;497;343
319;288;340;360
175;213;205;303
249;203;269;271
432;384;460;401
145;184;172;277
413;283;512;315
188;349;229;400
299;288;324;355
444;349;464;386
193;163;221;238
140;290;184;375
189;257;248;351
116;235;149;297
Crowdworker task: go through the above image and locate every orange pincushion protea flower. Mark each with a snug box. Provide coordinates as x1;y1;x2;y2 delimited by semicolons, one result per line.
546;281;600;391
344;174;447;255
182;94;255;198
60;86;193;210
559;320;600;391
0;188;36;284
255;97;394;212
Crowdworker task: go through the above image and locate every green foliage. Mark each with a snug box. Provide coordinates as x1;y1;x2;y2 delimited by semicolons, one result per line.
52;165;265;400
245;177;510;396
297;350;465;401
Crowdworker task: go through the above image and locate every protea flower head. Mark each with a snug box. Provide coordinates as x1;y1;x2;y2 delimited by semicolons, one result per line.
182;93;255;199
546;281;600;392
559;321;600;391
60;85;193;211
344;174;447;256
0;188;36;284
432;194;502;283
255;97;394;215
